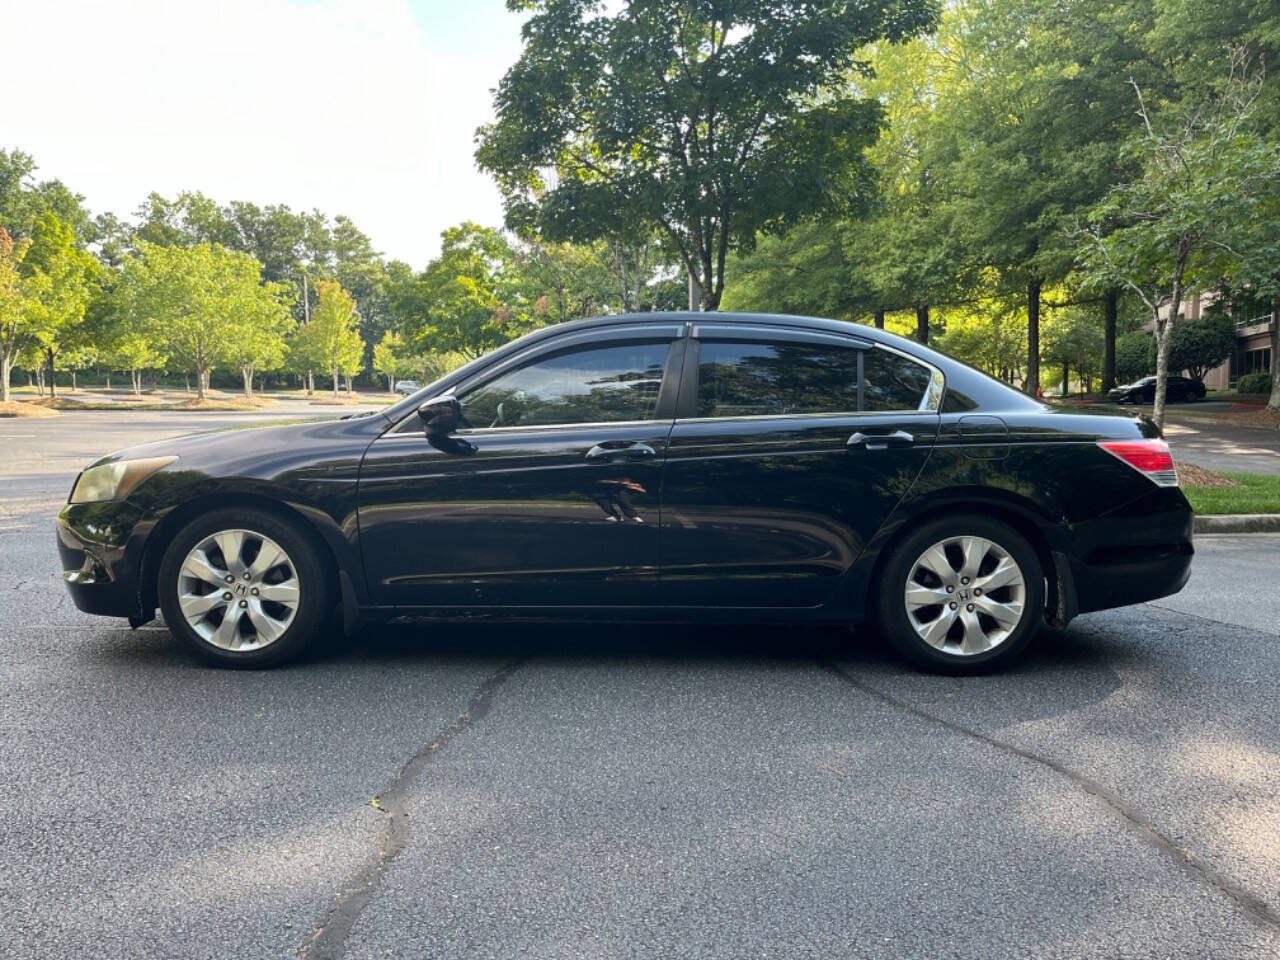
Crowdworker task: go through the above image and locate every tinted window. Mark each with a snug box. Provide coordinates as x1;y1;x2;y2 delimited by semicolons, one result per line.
459;342;669;428
863;348;933;411
696;341;861;418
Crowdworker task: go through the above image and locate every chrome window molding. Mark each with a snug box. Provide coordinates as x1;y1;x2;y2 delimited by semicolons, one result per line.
378;418;668;441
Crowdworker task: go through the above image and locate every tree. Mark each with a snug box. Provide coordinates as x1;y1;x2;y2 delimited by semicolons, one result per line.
20;213;97;398
122;242;282;400
517;238;620;324
476;0;937;311
223;281;293;398
1076;60;1280;426
401;224;530;359
0;149;91;242
372;330;410;393
302;280;364;396
1114;330;1154;383
1169;311;1236;382
0;228;32;402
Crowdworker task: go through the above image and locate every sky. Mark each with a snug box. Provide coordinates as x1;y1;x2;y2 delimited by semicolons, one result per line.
0;0;527;267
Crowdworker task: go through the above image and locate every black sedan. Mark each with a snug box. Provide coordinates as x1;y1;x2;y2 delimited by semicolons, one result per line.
57;312;1193;673
1108;375;1206;404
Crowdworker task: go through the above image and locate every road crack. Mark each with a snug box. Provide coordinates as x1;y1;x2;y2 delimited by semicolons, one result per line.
822;661;1280;933
298;659;524;960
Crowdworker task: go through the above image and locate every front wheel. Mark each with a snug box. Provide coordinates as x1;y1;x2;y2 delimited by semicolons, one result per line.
157;507;328;667
875;514;1045;674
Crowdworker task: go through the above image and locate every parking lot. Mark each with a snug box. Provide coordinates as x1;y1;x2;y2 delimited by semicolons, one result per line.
2;410;1278;959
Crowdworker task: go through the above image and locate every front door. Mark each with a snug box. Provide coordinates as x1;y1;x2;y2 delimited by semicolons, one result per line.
358;332;683;607
659;329;940;607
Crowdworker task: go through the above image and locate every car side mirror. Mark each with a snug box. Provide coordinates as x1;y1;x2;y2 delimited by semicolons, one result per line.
417;395;462;436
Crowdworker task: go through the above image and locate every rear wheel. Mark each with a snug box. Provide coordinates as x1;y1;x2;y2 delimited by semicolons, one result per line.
875;514;1044;674
157;507;327;667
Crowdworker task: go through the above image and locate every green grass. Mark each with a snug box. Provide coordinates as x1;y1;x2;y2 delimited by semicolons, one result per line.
1183;472;1280;515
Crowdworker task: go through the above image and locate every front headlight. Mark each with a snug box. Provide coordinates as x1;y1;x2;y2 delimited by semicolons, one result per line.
69;456;178;505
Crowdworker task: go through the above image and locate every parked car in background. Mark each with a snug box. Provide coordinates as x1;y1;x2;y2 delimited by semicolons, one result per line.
57;312;1193;674
1108;375;1206;404
393;380;421;396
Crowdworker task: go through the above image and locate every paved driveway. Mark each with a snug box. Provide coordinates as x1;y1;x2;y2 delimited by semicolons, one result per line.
2;411;1278;959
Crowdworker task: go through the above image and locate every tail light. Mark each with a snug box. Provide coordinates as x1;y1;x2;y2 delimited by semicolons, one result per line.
1097;438;1178;487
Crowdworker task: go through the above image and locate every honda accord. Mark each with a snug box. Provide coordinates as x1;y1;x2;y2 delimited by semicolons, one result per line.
57;312;1193;673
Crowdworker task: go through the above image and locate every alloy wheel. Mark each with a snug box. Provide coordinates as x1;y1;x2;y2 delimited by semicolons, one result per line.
176;529;300;651
903;535;1026;656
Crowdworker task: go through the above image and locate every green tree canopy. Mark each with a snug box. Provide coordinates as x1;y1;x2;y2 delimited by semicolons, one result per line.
477;0;938;310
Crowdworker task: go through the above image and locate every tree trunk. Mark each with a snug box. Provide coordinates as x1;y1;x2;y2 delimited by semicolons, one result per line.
36;366;44;396
47;348;57;399
688;272;703;312
242;366;254;399
1102;288;1118;392
386;374;393;392
196;364;207;401
0;355;10;403
307;370;314;397
873;309;885;330
914;305;929;345
105;372;111;390
1062;360;1070;398
1026;279;1041;396
132;369;142;396
1268;294;1280;412
71;370;77;391
332;367;339;397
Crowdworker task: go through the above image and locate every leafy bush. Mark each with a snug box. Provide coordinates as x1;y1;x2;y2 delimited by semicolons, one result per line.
1236;371;1272;394
1169;314;1236;381
1114;331;1154;382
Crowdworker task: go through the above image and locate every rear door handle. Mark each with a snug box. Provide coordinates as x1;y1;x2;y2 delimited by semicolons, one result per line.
585;441;657;462
847;429;914;451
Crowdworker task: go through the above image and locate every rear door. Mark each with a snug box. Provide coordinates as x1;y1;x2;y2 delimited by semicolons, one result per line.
659;324;941;607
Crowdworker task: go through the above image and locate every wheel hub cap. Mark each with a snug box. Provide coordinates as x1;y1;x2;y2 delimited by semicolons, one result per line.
176;529;300;651
903;535;1026;656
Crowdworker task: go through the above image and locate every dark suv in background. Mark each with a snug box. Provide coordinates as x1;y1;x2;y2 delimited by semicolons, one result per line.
1108;375;1206;404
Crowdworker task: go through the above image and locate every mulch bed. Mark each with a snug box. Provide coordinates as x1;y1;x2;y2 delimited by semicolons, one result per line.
1177;462;1237;487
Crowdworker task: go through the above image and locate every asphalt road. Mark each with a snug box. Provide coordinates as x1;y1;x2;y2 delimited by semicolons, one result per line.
2;410;1279;959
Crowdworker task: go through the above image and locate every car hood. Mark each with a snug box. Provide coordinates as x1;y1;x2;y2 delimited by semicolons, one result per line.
86;412;391;478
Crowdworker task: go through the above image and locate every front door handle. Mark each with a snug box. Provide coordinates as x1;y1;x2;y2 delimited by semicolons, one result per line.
847;429;915;451
585;441;657;462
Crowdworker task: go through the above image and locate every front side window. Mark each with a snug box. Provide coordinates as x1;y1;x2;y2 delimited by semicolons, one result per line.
695;339;934;418
459;341;670;429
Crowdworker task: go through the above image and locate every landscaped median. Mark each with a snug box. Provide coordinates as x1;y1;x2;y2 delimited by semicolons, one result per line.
1180;463;1280;532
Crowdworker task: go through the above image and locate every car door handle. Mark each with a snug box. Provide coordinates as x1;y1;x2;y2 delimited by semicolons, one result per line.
847;430;915;451
585;442;657;462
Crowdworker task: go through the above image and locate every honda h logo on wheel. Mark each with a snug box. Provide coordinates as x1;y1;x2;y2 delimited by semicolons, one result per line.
233;583;248;598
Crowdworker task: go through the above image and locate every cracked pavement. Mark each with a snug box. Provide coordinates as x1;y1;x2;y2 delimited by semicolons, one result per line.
2;411;1279;958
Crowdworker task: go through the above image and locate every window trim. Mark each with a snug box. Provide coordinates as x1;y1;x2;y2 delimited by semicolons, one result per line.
390;325;685;435
679;334;943;422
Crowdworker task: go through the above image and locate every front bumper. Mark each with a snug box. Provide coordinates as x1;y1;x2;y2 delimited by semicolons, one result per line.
1067;486;1194;615
56;501;150;618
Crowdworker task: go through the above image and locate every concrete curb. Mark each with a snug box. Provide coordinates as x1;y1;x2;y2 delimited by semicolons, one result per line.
1194;513;1280;534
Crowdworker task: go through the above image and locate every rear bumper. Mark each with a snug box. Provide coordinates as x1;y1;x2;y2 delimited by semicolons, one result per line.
56;501;149;619
1067;486;1194;615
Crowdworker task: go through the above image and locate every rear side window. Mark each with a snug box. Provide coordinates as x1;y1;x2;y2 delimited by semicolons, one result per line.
459;341;670;428
696;341;861;417
695;340;932;417
862;348;934;411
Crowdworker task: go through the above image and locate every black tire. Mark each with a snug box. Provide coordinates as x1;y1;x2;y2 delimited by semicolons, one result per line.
875;514;1045;674
157;507;329;668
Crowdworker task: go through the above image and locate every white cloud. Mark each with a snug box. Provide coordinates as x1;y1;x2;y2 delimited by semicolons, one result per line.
0;0;525;266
